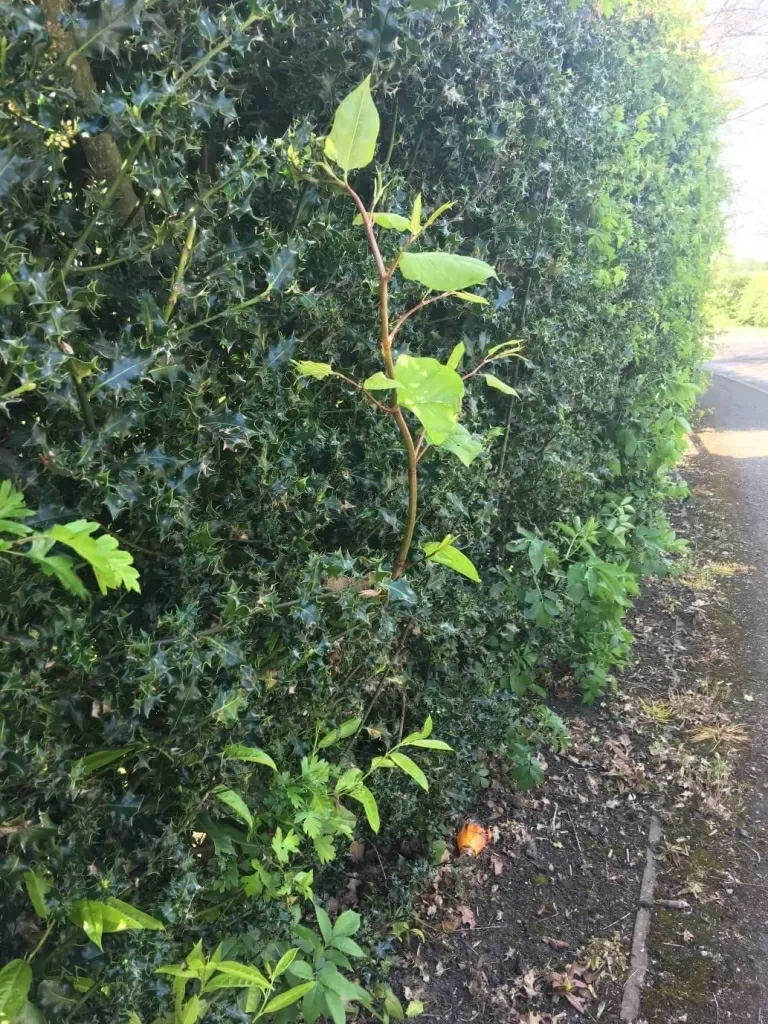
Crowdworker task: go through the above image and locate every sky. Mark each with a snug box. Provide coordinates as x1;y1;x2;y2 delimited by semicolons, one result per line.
702;0;768;262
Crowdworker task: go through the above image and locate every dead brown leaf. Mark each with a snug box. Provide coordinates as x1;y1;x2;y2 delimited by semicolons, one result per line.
458;904;477;928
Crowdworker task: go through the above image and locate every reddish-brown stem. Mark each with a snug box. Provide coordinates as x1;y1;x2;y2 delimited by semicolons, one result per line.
388;291;455;345
335;372;393;414
343;181;419;578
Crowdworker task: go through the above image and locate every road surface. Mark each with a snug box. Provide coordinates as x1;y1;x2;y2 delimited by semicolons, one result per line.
696;329;768;1020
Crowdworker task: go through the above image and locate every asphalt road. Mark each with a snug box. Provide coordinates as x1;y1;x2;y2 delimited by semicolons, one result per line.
698;329;768;1020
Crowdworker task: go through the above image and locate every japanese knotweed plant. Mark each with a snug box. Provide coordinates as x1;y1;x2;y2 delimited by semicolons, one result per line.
294;77;521;583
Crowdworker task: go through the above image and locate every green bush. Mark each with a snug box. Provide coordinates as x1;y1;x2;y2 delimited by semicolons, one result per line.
0;0;723;1020
736;271;768;327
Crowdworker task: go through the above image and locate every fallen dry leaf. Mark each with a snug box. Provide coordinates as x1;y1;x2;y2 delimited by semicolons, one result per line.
544;936;570;951
490;853;504;875
458;904;477;928
347;840;365;862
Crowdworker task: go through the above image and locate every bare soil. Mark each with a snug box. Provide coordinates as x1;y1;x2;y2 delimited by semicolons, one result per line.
375;445;768;1023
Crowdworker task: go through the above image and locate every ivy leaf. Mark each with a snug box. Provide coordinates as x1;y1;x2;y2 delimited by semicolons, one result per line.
399;252;497;292
293;360;336;380
353;212;411;232
0;960;32;1023
439;423;483;466
424;535;481;583
213;786;254;828
324;76;380;173
484;374;519;397
48;522;140;595
222;744;277;772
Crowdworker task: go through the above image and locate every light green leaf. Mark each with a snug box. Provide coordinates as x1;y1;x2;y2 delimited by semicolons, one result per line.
28;551;87;599
487;339;522;357
222;745;277;772
15;1000;46;1024
332;910;361;938
392;355;464;444
293;360;336;380
213;787;254;828
272;949;298;979
324;76;380;173
410;193;422;234
69;902;105;950
208;962;270;991
23;871;52;919
403;738;453;750
484;374;519;397
0;480;32;522
314;903;333;944
423;201;455;229
101;897;164;934
322;989;346;1024
453;291;489;304
313;834;336;864
384;989;405;1021
363;371;402;392
76;746;135;776
439;423;483;466
347;785;380;833
388;752;429;791
354;212;411;232
318;717;362;749
399;252;497;292
330;936;365;957
0;272;18;307
48;521;140;595
0;960;32;1023
181;997;204;1024
127;1013;143;1024
446;342;465;371
407;1000;426;1017
424;535;481;583
262;982;316;1014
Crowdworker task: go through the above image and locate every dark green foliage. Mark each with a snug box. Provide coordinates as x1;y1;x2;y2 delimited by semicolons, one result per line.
0;0;723;1019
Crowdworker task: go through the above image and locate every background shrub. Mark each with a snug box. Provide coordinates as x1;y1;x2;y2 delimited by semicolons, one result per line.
0;0;724;1019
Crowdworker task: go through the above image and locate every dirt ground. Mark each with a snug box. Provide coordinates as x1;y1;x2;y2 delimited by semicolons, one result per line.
375;438;768;1023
